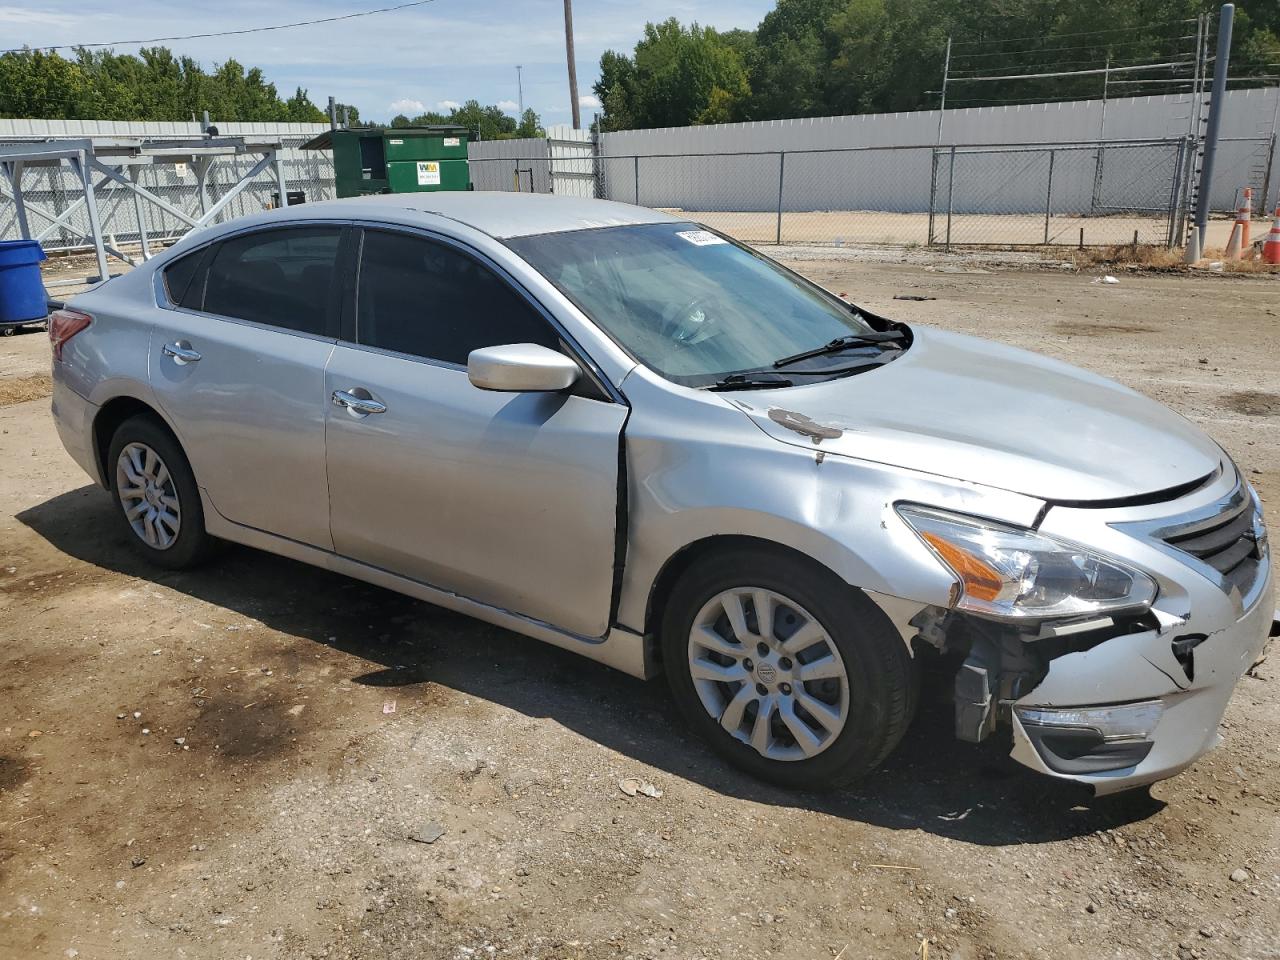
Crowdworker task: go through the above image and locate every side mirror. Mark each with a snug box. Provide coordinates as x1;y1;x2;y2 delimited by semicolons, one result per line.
467;343;580;393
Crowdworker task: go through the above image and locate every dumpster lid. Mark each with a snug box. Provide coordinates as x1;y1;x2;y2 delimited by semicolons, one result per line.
301;125;469;151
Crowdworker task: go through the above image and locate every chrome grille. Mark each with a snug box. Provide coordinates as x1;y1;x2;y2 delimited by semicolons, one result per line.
1161;492;1265;594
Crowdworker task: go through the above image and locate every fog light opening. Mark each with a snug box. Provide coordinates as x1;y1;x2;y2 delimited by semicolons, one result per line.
1016;701;1164;775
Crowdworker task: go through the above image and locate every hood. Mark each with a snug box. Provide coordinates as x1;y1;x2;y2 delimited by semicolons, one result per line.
724;327;1222;502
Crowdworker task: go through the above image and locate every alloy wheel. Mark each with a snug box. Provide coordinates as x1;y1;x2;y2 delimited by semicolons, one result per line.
687;586;850;761
115;441;181;550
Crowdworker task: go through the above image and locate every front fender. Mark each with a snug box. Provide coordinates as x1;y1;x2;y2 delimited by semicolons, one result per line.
614;368;1046;634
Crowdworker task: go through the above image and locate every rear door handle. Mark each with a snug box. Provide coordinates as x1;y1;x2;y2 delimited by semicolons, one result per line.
162;341;201;364
331;389;387;416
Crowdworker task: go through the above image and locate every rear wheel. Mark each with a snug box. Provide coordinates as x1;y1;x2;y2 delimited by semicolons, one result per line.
662;548;917;789
107;415;216;569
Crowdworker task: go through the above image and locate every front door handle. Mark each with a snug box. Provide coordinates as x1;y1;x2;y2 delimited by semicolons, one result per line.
162;341;202;364
331;389;387;416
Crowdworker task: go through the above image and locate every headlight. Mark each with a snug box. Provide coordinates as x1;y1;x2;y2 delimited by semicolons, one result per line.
896;505;1156;620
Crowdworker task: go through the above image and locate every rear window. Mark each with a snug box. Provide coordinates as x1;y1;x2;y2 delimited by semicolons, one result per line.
163;250;203;308
202;227;342;336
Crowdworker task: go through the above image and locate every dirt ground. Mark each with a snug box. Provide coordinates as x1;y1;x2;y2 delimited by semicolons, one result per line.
1;254;1279;960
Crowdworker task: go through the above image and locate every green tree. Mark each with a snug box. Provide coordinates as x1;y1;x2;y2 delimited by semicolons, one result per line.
593;0;1280;130
593;18;750;130
743;0;843;120
516;107;544;138
0;45;327;122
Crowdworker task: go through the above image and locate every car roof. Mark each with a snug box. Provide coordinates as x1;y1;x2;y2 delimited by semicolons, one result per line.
287;191;684;239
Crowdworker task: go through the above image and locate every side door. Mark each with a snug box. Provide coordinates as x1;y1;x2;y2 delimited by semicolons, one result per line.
324;227;628;638
148;224;345;550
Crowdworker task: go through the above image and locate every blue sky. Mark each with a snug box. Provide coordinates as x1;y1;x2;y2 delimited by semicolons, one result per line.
1;0;776;125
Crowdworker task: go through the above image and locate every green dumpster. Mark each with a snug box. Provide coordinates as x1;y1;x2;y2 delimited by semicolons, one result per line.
302;125;472;198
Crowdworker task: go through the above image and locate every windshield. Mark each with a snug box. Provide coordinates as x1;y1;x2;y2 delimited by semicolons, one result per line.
506;222;896;387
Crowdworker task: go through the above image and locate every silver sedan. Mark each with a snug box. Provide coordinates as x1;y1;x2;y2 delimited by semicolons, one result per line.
48;193;1276;795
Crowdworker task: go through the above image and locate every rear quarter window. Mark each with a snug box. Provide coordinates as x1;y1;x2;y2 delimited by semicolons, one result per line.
163;250;204;308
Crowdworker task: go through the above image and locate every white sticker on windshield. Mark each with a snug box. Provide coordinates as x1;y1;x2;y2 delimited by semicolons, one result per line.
676;230;727;247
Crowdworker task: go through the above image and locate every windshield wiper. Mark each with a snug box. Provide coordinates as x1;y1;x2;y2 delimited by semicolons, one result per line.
772;331;905;369
706;372;796;392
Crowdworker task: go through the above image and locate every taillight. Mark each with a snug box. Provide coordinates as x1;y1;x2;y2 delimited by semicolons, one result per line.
49;309;92;362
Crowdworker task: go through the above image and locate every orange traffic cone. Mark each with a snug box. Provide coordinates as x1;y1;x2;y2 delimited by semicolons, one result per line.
1262;206;1280;265
1240;187;1252;254
1225;218;1242;259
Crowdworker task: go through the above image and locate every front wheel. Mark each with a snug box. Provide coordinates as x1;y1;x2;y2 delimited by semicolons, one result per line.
662;549;917;789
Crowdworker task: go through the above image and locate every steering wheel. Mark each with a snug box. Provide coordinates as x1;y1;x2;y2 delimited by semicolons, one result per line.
660;295;719;347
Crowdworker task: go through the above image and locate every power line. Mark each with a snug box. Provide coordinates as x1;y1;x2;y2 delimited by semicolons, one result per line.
2;0;440;54
951;61;1190;83
950;19;1196;48
950;35;1197;64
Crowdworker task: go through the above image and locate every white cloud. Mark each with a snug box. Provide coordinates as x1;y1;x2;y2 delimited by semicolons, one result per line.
436;100;461;111
496;99;520;113
579;94;602;109
388;98;424;114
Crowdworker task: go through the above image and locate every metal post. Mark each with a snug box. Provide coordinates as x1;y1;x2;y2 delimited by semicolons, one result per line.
1261;131;1278;218
4;161;31;240
1180;14;1209;239
935;37;952;145
634;155;639;205
775;152;786;245
129;165;151;260
517;65;524;117
563;0;581;129
927;149;938;245
194;157;210;215
1043;149;1056;245
201;110;210;134
945;145;956;252
1194;3;1235;245
73;152;110;282
341;105;350;128
1261;91;1279;214
1091;59;1110;214
272;149;290;208
328;96;338;130
1168;137;1189;246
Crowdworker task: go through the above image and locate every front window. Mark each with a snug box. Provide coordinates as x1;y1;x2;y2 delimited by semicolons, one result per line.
506;222;903;387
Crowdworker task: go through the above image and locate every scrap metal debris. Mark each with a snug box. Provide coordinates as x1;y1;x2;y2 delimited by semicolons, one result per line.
408;822;446;844
618;778;663;799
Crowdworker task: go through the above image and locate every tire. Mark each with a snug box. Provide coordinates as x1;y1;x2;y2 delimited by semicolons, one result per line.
662;547;917;790
107;414;217;570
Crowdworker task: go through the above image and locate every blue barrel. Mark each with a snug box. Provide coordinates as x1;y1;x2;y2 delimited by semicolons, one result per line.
0;240;50;325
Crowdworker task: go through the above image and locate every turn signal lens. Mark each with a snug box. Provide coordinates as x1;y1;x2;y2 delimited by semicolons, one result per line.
49;309;92;361
897;505;1157;621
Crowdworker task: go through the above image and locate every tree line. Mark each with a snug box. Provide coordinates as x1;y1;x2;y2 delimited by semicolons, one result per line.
0;47;544;140
594;0;1280;131
0;47;350;124
390;102;545;140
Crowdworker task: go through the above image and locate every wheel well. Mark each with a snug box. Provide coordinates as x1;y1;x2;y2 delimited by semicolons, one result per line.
92;396;169;487
643;534;844;639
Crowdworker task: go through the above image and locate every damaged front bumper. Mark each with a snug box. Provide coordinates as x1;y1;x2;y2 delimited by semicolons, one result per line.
908;466;1275;795
1009;574;1274;795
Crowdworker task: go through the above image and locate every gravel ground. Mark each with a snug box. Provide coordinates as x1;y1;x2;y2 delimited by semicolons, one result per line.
1;255;1278;960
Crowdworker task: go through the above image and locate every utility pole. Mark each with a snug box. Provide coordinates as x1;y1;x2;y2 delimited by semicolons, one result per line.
935;37;952;145
516;65;524;117
564;0;581;129
1195;3;1234;245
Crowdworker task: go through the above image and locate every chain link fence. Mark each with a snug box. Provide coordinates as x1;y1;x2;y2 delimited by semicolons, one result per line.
6;133;1272;254
475;138;1236;249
